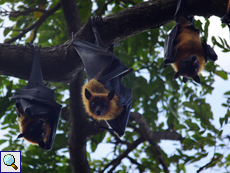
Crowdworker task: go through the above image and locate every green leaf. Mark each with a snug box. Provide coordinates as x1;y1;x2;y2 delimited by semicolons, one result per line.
224;91;230;95
3;28;11;37
216;70;228;80
0;139;7;145
174;124;187;130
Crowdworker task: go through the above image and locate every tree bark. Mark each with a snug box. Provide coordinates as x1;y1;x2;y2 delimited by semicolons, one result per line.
60;0;91;172
0;0;227;83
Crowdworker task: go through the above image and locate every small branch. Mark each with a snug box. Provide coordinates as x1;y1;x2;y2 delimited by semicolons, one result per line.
9;7;47;18
31;27;39;43
110;131;131;146
152;143;169;173
126;156;144;173
196;155;223;173
129;112;184;173
122;0;136;6
4;2;61;44
127;123;142;135
100;137;144;173
96;0;114;17
129;112;183;141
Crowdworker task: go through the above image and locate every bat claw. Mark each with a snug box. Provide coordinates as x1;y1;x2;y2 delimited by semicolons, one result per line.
91;16;102;29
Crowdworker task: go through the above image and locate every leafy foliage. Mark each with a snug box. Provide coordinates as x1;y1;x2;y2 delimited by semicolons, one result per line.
0;0;230;172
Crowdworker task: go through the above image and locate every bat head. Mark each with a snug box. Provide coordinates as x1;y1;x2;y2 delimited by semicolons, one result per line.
174;55;200;83
17;105;51;150
85;88;114;117
17;117;50;150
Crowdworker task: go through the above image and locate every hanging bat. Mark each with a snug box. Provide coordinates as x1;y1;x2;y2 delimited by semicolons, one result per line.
221;0;230;29
72;17;133;137
164;0;217;83
10;43;62;151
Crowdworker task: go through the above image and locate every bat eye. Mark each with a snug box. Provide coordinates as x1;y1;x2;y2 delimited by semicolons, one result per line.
101;100;107;106
91;102;96;108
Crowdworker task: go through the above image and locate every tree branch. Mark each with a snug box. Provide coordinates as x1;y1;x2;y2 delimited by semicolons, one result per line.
129;112;183;173
100;137;144;173
61;0;91;172
68;70;91;173
196;155;223;173
9;6;47;18
0;0;227;83
126;156;144;173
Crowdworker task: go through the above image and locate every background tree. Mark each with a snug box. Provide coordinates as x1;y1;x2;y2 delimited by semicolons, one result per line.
0;0;230;172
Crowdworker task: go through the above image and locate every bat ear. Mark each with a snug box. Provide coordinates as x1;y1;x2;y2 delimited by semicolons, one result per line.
193;75;200;83
183;77;187;83
173;72;180;80
17;133;24;139
108;90;115;100
85;88;92;100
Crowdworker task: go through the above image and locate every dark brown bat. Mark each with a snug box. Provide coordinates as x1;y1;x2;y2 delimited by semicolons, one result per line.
10;43;62;151
72;17;133;137
164;0;218;83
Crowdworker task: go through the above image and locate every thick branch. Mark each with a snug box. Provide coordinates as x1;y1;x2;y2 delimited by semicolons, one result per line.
0;0;227;83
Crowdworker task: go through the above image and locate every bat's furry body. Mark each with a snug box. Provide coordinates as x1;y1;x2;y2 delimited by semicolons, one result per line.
164;0;217;83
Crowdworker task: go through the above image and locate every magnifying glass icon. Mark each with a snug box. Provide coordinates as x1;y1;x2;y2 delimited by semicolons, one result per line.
3;154;18;170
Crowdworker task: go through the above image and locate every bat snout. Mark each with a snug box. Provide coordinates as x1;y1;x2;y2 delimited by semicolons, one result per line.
191;55;197;61
96;110;103;116
38;119;46;125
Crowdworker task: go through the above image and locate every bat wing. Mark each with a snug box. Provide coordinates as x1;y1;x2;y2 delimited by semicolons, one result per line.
73;17;132;136
72;39;133;136
202;37;218;62
72;39;132;81
10;85;61;151
105;78;132;136
10;43;62;151
164;24;179;66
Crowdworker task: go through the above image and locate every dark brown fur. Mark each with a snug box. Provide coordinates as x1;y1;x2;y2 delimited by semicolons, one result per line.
17;106;50;145
172;17;206;82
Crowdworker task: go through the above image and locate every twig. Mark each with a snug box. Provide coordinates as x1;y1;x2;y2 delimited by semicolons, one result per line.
31;26;39;43
126;156;144;173
109;131;131;146
96;0;114;17
9;7;47;18
100;137;144;173
197;155;222;173
4;2;61;44
129;112;185;173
